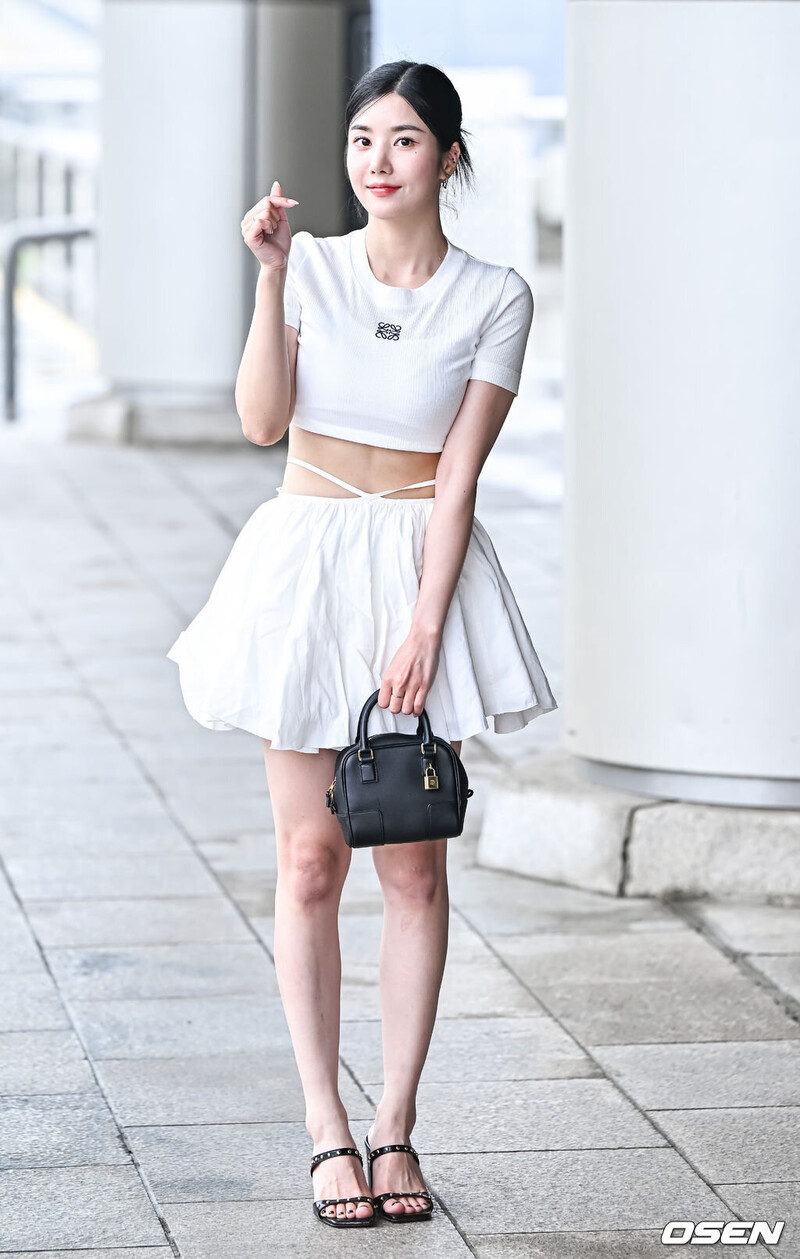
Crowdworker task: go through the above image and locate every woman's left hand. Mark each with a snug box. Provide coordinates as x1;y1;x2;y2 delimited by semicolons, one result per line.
378;626;442;716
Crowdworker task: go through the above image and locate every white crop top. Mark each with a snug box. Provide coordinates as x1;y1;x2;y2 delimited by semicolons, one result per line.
280;226;534;453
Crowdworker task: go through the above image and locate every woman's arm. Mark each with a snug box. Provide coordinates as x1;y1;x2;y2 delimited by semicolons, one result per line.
378;377;517;716
413;378;516;634
235;268;298;446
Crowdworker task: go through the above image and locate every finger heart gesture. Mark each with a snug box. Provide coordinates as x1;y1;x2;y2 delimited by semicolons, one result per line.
240;179;299;271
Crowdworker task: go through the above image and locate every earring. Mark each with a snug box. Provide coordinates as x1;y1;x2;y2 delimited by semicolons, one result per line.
442;176;449;189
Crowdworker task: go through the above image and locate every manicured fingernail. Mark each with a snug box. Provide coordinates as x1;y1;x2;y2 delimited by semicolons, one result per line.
288;199;299;205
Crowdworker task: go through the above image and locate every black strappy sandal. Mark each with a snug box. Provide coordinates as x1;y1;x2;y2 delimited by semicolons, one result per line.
310;1146;376;1228
364;1133;435;1222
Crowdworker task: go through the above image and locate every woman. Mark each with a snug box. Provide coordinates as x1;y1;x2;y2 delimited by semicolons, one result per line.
167;60;557;1229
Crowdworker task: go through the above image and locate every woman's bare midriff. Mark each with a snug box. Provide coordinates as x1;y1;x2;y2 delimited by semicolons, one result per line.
282;425;439;499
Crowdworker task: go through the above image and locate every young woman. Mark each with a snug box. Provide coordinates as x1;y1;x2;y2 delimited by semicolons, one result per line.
167;60;557;1229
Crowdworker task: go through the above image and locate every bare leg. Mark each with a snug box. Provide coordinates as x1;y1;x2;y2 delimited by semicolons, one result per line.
263;738;373;1222
366;738;462;1215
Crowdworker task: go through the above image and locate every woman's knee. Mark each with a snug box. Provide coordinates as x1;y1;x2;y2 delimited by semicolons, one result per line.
263;745;346;903
373;840;447;904
278;832;349;904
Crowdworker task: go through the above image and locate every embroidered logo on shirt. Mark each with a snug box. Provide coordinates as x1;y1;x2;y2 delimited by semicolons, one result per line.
375;322;402;341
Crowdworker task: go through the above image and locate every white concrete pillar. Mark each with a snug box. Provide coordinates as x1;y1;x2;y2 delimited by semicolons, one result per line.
563;1;800;807
69;0;355;443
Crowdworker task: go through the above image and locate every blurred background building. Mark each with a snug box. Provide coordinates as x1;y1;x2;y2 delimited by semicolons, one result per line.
0;0;566;440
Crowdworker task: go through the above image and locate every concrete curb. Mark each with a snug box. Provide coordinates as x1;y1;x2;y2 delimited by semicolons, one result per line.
476;752;800;903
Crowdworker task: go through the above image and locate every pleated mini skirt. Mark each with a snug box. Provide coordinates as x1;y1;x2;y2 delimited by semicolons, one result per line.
165;488;558;753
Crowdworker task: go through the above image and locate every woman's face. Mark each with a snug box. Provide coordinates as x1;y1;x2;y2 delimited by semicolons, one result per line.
346;91;455;220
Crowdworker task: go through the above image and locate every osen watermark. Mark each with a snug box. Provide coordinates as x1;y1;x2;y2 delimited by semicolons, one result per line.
661;1220;785;1245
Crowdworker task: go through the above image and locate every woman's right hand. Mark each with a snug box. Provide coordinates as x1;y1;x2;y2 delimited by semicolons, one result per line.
241;180;299;271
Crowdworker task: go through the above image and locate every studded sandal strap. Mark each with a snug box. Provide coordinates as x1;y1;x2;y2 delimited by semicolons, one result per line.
373;1190;432;1206
310;1146;363;1175
315;1195;374;1207
367;1141;420;1166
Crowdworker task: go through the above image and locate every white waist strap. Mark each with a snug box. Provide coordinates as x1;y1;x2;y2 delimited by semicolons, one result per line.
283;456;436;498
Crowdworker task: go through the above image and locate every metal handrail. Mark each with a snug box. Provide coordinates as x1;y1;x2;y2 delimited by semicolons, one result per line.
2;216;95;419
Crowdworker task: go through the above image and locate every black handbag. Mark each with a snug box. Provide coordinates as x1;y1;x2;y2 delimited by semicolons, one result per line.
325;689;474;848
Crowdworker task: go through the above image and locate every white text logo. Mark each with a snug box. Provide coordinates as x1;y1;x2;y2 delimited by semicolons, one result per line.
661;1220;785;1245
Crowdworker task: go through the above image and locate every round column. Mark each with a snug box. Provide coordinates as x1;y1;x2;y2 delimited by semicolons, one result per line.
563;0;800;806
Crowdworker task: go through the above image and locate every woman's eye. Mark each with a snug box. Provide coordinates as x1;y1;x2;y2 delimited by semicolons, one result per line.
352;136;414;147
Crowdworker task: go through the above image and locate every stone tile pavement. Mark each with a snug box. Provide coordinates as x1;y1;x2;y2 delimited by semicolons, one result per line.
0;431;798;1256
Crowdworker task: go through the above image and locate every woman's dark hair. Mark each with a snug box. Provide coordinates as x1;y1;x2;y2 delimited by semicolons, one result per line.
344;60;475;223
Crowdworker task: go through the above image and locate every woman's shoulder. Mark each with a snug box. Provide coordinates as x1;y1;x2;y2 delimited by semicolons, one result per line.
287;229;353;261
455;242;531;294
445;243;533;330
285;230;355;289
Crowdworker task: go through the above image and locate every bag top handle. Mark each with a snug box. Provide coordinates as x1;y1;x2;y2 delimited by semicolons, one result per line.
356;688;434;754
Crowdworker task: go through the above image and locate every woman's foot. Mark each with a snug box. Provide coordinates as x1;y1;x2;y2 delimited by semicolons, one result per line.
311;1139;375;1223
365;1124;431;1215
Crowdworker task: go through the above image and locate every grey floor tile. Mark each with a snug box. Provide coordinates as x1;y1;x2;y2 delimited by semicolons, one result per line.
339;909;497;966
449;866;681;937
165;1198;471;1257
67;994;290;1059
6;853;220;900
196;830;278;873
470;1232;773;1258
649;1106;800;1183
131;727;260;764
248;915;275;951
591;1041;800;1109
436;958;548;1019
45;941;277;1001
341;1015;597;1085
25;895;252;947
0;1093;128;1169
159;786;272;841
713;1184;797;1257
0;917;42;975
0;1252;172;1258
0;664;75;695
0;810;170;845
49;613;181;659
145;753;269;796
0;785;168;829
688;902;800;955
367;1078;664;1154
0;1165;166;1250
337;889;389;916
488;928;734;984
430;1148;726;1235
125;1120;342;1202
0;746;146;791
213;867;277;918
337;864;391;915
0;971;69;1033
338;955;547;1023
0;695;106;745
96;1052;371;1126
749;955;800;1003
0;816;191;858
0;1030;95;1097
521;972;799;1044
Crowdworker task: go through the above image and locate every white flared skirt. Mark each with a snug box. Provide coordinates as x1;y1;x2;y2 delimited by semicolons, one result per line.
166;490;558;753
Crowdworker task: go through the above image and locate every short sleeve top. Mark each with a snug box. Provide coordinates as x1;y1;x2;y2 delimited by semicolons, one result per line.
280;226;534;453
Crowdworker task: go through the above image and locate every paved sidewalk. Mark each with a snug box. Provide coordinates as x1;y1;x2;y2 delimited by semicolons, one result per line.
0;434;798;1257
